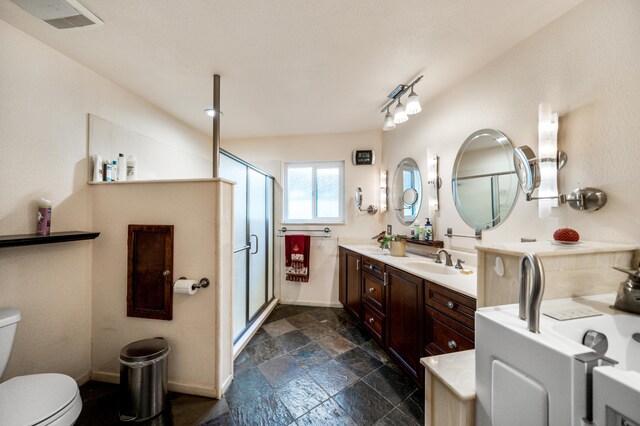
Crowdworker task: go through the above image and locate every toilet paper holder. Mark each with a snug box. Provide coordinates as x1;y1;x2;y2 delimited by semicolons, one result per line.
175;277;210;291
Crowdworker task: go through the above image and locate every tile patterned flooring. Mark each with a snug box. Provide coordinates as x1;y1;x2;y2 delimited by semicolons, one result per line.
77;304;425;425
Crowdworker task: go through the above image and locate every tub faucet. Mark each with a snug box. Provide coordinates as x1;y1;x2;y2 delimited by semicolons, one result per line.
435;249;453;266
518;253;546;333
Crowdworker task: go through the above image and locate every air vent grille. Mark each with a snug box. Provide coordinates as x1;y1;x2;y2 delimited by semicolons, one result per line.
11;0;103;29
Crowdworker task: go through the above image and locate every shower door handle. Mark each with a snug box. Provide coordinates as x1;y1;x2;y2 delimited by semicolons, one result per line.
250;234;259;254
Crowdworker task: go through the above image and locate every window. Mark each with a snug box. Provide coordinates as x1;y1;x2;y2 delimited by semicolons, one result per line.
284;161;344;223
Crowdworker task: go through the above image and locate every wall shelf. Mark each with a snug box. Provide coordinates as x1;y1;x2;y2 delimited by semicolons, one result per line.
405;238;444;249
0;231;100;248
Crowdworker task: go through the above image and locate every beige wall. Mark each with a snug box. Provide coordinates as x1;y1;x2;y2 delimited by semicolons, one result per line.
0;18;210;382
222;131;384;307
381;0;640;252
91;181;233;397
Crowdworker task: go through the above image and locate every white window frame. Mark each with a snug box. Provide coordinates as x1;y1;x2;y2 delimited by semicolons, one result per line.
283;161;345;224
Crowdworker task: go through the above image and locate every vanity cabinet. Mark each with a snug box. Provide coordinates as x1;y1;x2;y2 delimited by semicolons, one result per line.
339;248;362;320
338;247;477;387
424;282;476;356
386;266;423;382
361;256;386;345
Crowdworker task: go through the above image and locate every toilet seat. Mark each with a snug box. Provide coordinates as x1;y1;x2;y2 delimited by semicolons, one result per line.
0;373;82;425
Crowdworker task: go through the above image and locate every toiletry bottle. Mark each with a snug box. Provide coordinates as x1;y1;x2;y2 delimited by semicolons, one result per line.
417;225;424;241
126;154;137;180
104;161;113;182
112;160;118;181
117;153;127;181
37;198;52;236
425;218;433;241
93;154;103;182
409;224;416;239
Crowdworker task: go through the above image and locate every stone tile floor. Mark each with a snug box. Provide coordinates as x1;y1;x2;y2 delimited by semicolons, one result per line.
77;304;424;425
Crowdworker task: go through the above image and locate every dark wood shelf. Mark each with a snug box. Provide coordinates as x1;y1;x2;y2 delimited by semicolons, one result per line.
0;231;100;248
405;238;444;249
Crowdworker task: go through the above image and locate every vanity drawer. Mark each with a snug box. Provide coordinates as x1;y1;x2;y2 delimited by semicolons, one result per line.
425;281;476;330
362;302;385;345
424;306;474;356
362;272;385;311
362;256;385;280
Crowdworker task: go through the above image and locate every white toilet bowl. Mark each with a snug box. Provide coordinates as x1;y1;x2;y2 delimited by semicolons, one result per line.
0;308;82;425
0;373;82;425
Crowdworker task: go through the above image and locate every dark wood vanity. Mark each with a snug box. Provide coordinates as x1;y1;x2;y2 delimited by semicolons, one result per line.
339;247;477;386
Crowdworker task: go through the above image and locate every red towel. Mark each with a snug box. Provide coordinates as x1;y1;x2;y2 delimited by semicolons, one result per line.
285;234;310;283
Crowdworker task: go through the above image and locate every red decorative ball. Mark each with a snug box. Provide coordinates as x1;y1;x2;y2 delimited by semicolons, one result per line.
553;228;580;242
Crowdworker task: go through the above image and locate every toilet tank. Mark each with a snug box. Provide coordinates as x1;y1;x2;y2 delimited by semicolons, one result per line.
0;308;21;378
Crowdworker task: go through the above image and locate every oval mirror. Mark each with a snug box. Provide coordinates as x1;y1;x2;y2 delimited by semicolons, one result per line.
392;158;423;225
452;129;519;230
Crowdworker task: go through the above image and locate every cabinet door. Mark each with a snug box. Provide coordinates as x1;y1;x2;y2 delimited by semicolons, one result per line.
344;250;362;320
386;266;422;381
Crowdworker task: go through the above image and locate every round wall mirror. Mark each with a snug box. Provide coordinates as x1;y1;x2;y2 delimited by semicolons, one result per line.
392;158;423;225
452;129;519;230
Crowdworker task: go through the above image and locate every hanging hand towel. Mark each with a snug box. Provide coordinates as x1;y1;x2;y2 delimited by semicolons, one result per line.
285;234;311;283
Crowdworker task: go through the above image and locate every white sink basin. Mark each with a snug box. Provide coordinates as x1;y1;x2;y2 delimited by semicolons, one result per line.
476;293;640;426
402;260;459;275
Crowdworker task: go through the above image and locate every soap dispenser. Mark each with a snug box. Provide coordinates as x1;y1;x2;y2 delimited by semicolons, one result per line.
612;265;640;314
424;218;433;242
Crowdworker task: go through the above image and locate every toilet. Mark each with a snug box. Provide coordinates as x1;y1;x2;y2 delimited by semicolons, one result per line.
0;308;82;425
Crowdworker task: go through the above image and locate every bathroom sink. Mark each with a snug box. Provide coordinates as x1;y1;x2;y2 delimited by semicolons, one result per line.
402;261;458;275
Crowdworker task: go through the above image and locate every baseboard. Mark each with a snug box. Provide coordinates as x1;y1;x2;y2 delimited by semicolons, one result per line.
279;300;343;308
233;298;279;358
90;371;217;398
219;373;234;396
75;371;91;386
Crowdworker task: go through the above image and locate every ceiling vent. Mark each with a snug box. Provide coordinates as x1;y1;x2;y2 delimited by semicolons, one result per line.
11;0;103;29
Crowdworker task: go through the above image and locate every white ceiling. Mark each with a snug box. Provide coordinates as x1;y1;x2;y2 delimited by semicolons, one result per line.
0;0;583;139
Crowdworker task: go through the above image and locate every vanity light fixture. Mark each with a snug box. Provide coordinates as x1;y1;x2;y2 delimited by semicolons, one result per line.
204;108;216;117
380;75;423;131
513;104;607;212
426;152;441;211
380;170;388;213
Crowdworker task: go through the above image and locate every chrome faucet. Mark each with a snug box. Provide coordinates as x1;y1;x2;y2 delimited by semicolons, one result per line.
435;249;453;267
518;253;545;333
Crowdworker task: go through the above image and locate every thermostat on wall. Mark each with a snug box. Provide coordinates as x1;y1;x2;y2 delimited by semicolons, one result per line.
352;150;376;165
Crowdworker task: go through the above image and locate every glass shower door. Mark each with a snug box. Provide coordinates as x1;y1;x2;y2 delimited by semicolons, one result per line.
248;169;267;320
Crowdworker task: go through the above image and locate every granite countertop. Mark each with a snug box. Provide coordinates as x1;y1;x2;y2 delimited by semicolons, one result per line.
421;350;476;401
339;243;477;298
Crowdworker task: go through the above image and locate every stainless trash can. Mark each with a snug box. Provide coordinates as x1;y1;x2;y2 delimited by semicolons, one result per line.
119;337;170;422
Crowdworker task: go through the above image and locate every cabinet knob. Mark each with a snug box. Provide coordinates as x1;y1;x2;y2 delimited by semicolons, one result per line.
369;287;375;293
369;264;374;270
447;300;455;309
369;317;375;324
447;340;457;350
163;270;171;277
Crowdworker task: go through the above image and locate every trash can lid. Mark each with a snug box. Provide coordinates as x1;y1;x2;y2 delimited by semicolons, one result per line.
119;338;169;363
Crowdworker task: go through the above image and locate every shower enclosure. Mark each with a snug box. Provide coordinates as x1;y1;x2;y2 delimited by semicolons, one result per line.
220;150;275;342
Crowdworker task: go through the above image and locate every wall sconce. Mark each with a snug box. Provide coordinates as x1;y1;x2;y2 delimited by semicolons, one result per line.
513;103;607;212
426;152;441;211
381;75;423;131
379;170;388;213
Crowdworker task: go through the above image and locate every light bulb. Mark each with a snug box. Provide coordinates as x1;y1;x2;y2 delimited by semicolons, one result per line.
204;108;216;117
405;89;421;115
393;100;408;124
383;110;396;131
